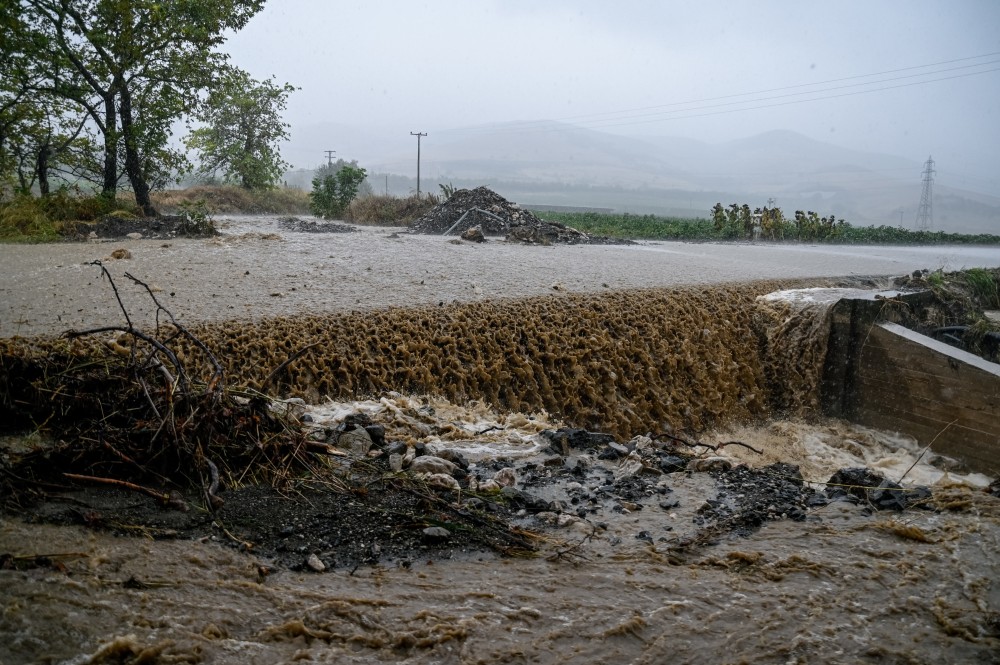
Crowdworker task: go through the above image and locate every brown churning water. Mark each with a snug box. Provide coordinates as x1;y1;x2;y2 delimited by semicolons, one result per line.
170;280;825;437
0;280;831;438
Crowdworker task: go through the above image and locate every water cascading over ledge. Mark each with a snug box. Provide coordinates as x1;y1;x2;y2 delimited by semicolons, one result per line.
0;280;834;439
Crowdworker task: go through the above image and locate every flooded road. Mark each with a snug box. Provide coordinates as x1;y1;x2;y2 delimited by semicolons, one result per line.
2;216;999;338
1;218;999;663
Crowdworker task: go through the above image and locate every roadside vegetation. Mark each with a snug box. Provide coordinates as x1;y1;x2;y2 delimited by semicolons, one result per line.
345;193;440;225
539;206;1000;245
0;186;311;241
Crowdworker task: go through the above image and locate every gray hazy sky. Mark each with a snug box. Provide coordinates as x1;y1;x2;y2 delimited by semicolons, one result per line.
222;0;1000;189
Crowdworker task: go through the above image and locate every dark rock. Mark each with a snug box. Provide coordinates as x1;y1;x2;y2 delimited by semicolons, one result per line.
364;424;386;448
542;428;617;453
500;486;551;513
422;526;451;543
434;448;470;470
826;467;886;502
768;463;804;485
385;441;408;456
987;478;1000;498
343;412;373;429
460;225;486;242
826;467;923;511
658;455;688;472
870;479;908;511
806;492;830;507
597;446;625;461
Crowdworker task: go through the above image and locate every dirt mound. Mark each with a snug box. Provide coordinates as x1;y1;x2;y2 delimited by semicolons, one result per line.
408;186;626;245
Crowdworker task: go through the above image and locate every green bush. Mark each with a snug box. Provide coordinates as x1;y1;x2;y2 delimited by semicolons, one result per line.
310;165;367;220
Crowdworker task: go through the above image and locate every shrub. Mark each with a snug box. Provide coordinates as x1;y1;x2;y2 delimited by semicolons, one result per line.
309;166;367;220
963;268;1000;309
345;193;439;225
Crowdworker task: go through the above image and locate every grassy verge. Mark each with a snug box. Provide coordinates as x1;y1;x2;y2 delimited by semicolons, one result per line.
345;193;439;225
151;186;310;215
1;186;311;242
0;191;136;242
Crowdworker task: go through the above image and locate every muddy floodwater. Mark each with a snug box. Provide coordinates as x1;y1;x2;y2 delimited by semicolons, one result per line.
2;217;1000;663
2;215;999;338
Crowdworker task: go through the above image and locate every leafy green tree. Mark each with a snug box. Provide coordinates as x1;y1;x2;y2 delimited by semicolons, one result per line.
310;164;367;220
14;0;265;215
186;68;296;190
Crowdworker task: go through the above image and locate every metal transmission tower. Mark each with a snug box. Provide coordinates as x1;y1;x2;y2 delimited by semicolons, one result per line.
915;155;935;231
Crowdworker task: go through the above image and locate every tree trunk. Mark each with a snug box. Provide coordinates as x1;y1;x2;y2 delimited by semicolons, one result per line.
100;94;118;200
36;142;50;196
118;88;157;217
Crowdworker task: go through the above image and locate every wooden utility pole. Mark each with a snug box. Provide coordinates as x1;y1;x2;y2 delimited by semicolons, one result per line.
324;150;336;166
410;132;427;195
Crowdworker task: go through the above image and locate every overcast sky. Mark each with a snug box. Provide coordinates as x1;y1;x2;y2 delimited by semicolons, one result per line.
222;0;1000;191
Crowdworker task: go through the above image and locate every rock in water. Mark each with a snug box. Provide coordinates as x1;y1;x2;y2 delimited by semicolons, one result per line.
409;456;459;476
306;553;326;572
336;427;373;458
422;526;451;543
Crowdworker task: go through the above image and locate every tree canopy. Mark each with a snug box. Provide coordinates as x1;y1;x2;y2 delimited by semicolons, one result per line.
186;69;296;190
4;0;271;215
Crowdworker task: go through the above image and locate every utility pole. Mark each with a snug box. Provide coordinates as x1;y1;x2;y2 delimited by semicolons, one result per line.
410;132;427;195
324;150;336;167
915;155;935;231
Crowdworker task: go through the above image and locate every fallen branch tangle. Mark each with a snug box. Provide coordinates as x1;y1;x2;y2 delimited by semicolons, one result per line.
653;430;763;455
19;263;319;507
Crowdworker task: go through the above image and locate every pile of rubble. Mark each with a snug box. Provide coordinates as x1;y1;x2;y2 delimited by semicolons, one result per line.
277;216;356;234
408;186;626;245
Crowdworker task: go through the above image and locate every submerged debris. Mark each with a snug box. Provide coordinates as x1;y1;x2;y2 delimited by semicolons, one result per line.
278;216;356;233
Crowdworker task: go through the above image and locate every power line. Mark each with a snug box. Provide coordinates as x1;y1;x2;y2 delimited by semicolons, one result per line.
576;60;1000;129
439;53;1000;136
482;51;1000;130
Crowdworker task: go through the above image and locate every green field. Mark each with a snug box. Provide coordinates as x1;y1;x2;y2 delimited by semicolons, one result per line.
539;211;1000;245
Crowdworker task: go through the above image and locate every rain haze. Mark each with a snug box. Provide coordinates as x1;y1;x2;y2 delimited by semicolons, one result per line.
219;1;1000;232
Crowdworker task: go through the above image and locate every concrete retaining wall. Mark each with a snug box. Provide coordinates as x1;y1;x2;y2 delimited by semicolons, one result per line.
823;300;1000;475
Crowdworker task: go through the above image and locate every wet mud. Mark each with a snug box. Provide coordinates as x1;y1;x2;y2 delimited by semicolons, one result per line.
2;476;998;664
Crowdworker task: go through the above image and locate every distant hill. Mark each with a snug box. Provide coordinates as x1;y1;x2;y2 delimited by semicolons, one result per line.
282;121;1000;234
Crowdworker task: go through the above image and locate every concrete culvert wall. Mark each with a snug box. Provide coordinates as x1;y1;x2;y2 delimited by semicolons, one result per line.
0;280;829;439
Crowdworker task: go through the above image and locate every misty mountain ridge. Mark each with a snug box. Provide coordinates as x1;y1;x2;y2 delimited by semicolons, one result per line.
284;120;999;234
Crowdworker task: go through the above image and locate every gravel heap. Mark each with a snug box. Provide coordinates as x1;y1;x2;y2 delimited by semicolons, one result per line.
408;186;626;245
277;217;356;233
